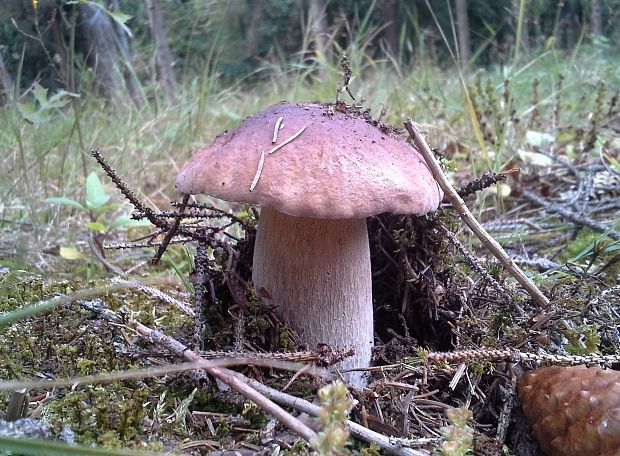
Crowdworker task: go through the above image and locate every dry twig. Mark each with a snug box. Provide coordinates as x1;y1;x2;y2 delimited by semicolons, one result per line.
128;314;429;454
455;169;516;199
193;241;210;349
522;189;620;241
111;277;194;317
91;149;167;229
79;301;318;442
152;193;190;264
403;119;550;307
427;348;620;366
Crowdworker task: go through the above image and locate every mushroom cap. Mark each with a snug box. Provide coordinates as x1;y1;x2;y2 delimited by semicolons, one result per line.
176;101;442;219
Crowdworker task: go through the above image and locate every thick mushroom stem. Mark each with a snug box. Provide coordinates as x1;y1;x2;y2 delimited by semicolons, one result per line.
252;206;373;387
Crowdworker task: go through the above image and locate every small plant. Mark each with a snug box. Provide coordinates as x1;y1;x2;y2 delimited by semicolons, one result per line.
310;381;354;455
45;171;149;260
437;407;474;456
16;82;79;125
173;387;197;434
564;323;601;355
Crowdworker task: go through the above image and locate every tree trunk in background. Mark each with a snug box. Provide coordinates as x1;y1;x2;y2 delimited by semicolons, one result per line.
78;1;144;109
455;0;470;67
145;0;178;104
0;48;12;102
564;11;578;49
245;0;263;59
109;0;144;108
308;0;330;75
591;0;603;36
379;0;399;56
513;0;529;51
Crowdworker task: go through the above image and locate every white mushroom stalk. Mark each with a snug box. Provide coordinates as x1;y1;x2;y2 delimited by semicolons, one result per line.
253;207;373;387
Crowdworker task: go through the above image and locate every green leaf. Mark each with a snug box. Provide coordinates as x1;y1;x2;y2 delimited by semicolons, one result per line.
17;84;79;123
111;214;152;229
109;9;134;37
90;203;124;215
86;221;106;233
162;252;194;294
555;129;578;144
45;89;79;109
570;229;612;262
525;130;554;148
59;246;83;260
44;197;85;211
602;153;620;174
67;1;134;36
31;82;49;106
517;149;553;167
85;172;111;208
544;36;556;50
0;262;31;273
604;240;620;253
17;101;48;124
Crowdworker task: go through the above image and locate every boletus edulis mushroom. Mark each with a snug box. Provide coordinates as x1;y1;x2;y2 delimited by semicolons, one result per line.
176;101;442;386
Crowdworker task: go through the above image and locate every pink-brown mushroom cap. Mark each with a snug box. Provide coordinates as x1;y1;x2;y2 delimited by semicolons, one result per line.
176;101;442;218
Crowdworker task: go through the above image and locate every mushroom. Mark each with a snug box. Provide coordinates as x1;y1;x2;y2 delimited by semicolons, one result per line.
176;101;442;386
518;365;620;456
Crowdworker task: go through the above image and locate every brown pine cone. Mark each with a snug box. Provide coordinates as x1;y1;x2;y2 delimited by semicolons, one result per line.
518;365;620;456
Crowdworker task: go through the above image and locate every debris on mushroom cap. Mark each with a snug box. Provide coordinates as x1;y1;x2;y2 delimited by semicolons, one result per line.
176;101;443;219
518;365;620;456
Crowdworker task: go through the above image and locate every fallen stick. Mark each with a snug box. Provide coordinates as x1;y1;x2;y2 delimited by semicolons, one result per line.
132;321;318;443
234;372;431;456
133;321;429;455
403;119;550;307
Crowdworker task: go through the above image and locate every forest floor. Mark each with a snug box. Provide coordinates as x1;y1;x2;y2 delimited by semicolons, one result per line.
1;46;620;455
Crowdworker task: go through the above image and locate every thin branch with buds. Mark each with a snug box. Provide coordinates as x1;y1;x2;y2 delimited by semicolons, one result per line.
426;348;620;366
91;149;167;229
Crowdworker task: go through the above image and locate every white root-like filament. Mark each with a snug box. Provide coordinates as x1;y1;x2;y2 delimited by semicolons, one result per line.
272;116;284;143
249;150;266;191
268;126;306;155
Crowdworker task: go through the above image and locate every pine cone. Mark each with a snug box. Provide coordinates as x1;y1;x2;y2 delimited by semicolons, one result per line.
518;365;620;456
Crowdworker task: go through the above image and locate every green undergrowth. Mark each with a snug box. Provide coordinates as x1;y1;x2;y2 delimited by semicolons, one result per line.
0;273;265;451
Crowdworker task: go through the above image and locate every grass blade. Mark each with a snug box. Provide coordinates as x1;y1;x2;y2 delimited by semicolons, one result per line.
0;436;162;456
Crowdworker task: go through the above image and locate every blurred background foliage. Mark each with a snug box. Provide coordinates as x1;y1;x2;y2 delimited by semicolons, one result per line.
1;0;619;273
1;0;619;92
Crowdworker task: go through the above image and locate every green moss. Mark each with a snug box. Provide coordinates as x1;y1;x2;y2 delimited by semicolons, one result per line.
281;439;312;455
358;442;383;455
564;323;601;355
213;421;232;440
242;401;269;430
42;382;150;444
0;274;199;449
278;329;292;350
